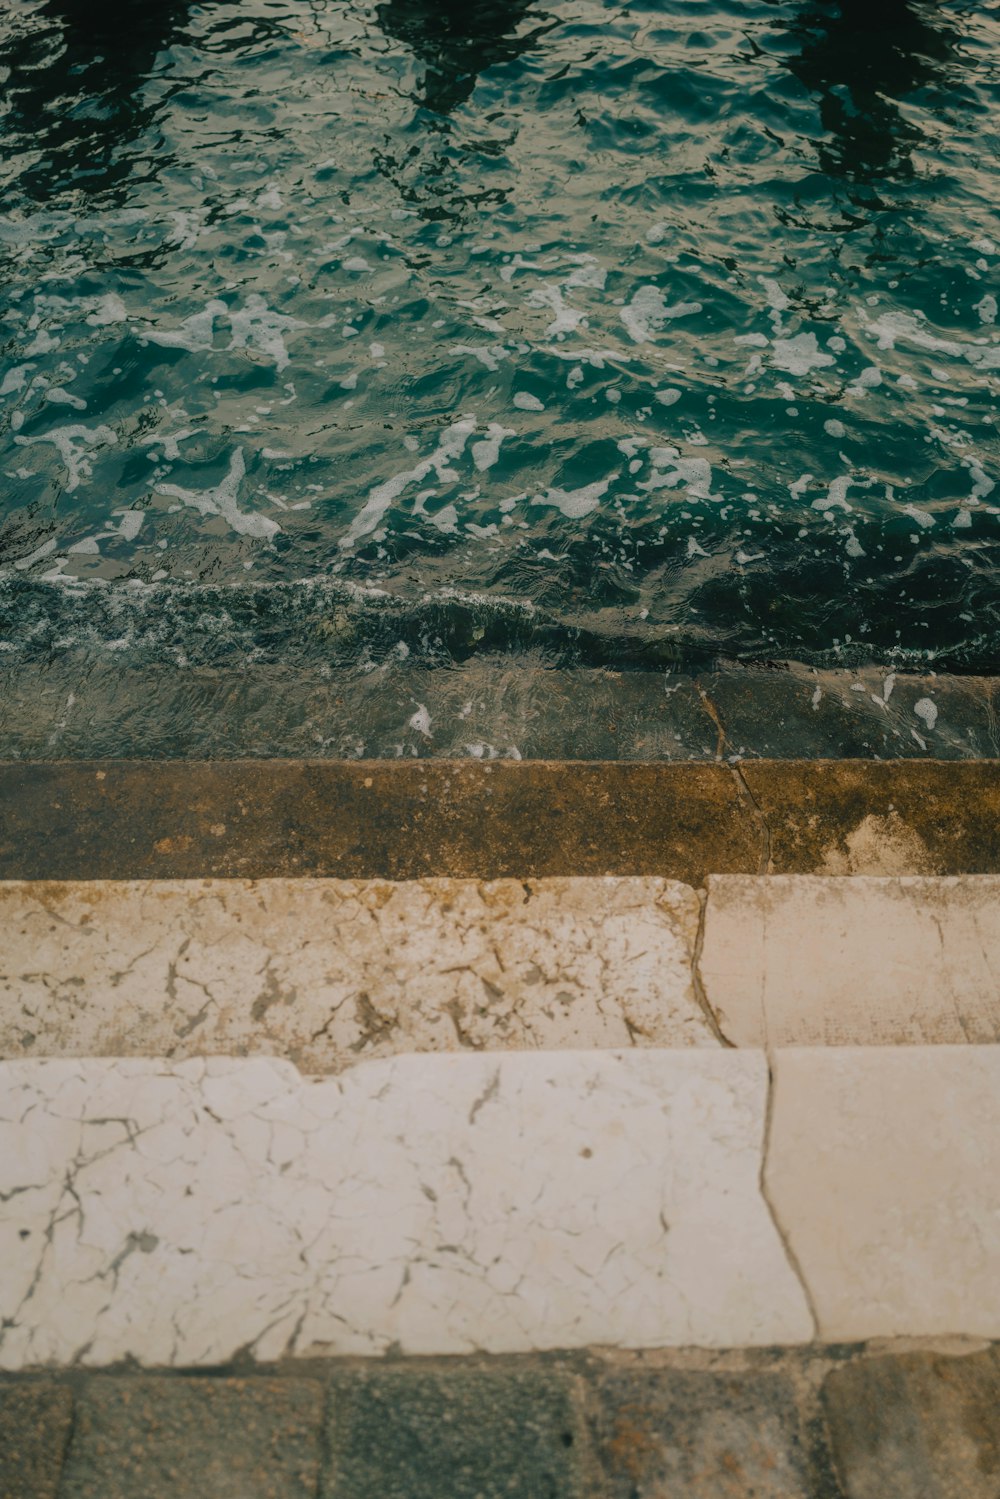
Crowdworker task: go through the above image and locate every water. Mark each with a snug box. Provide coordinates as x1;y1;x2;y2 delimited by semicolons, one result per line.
1;0;1000;713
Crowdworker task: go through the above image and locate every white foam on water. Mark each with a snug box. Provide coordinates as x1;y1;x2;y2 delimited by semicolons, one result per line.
44;388;87;410
471;423;515;473
226;295;305;371
155;448;281;539
513;392;544;411
531;477;611;519
824;419;846;438
964;456;995;503
846;366;882;397
12;537;57;571
902;503;935;529
143;301;225;354
408;704;432;737
655;388;682;406
865;309;1000;369
85;294;129;327
812;476;852;513
638;450;718;502
975;294;998;325
770;333;835;376
528;284;585;338
140;426;197;462
14;423;116;492
914;697;938;731
620;286;701;344
340;418;477;549
563;255;607;291
450;344;509;372
0;366;32;397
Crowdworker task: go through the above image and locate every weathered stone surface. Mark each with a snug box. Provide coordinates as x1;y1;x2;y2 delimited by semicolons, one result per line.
323;1365;589;1499
767;1048;1000;1340
823;1347;1000;1499
3;759;998;885
592;1366;823;1497
59;1378;322;1499
0;1052;811;1369
0;876;715;1069
700;876;1000;1046
742;761;1000;876
0;760;759;884
0;1383;73;1499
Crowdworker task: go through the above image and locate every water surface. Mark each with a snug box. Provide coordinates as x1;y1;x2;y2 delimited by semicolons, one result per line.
2;0;1000;689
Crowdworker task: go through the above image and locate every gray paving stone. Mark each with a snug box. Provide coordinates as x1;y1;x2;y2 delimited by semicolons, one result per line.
322;1364;591;1498
59;1377;322;1499
823;1347;1000;1498
0;1382;73;1499
591;1366;826;1498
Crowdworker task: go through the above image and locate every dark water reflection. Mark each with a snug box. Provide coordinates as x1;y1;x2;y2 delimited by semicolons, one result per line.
375;0;551;115
1;0;195;202
781;0;966;182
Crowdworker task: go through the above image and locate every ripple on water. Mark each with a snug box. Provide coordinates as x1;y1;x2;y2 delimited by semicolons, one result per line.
0;0;998;677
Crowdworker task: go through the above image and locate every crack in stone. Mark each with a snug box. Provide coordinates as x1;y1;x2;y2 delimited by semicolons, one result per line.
732;765;773;876
696;687;772;873
759;1055;820;1340
690;889;733;1048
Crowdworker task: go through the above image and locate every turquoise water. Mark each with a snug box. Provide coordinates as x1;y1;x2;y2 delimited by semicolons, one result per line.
2;0;1000;677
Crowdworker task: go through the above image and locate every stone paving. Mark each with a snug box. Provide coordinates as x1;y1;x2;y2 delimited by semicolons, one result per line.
6;872;1000;1063
4;1344;1000;1498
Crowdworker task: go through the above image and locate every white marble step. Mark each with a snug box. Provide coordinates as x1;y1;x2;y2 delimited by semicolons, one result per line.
0;877;716;1067
7;875;1000;1063
700;875;1000;1047
3;1046;1000;1369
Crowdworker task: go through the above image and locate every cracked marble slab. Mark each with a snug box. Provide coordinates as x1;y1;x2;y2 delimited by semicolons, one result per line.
767;1047;1000;1341
700;876;1000;1047
0;1050;811;1369
0;877;715;1068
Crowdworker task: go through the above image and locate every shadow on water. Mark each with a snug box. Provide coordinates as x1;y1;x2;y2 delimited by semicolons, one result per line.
375;0;551;114
0;0;195;204
778;0;966;182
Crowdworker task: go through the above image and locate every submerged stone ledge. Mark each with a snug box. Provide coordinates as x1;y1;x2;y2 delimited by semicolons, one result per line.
2;658;999;762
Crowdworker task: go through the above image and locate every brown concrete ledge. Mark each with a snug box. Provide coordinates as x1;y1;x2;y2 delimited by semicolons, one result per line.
1;759;998;882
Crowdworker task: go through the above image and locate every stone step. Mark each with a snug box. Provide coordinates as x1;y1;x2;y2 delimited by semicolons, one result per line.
0;876;717;1067
700;874;1000;1047
3;1046;1000;1370
7;874;1000;1065
7;1343;1000;1499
